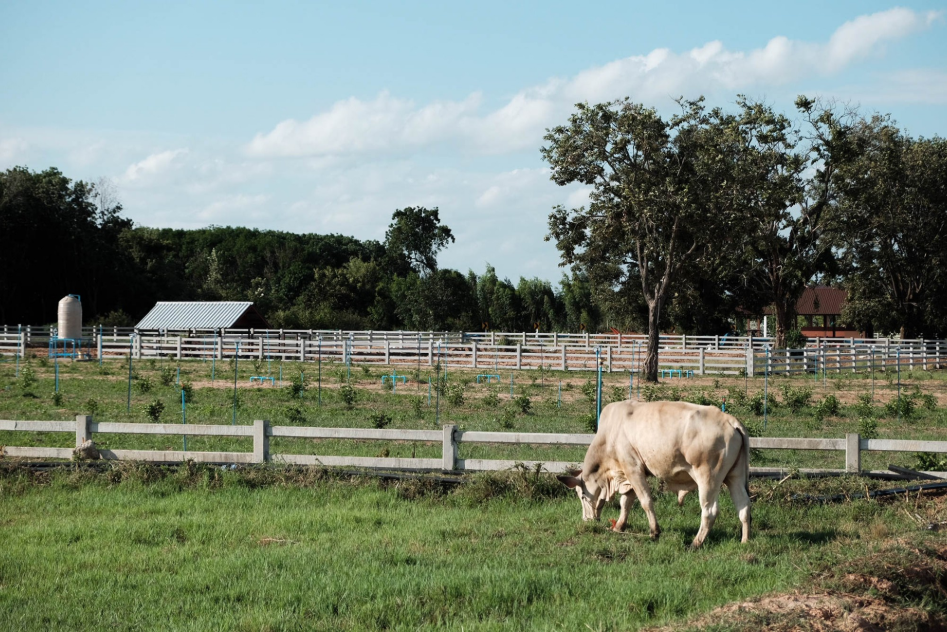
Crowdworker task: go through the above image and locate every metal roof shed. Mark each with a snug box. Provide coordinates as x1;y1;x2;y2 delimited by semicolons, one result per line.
135;301;270;331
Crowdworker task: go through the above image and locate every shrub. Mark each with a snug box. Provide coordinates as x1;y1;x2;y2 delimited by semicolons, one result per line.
784;329;807;349
339;384;357;409
286;373;306;398
445;383;465;406
180;381;194;403
159;367;175;387
852;393;876;418
581;412;598;433
482;391;500;408
410;396;423;418
610;386;626;403
284;405;305;425
857;416;878;439
914;452;947;472
686;390;720;408
780;385;812;413
134;377;153;394
85;398;99;416
581;379;597;405
360;365;371;376
813;394;840;421
369;412;392;429
513;395;532;415
52;391;63;406
727;387;748;408
498;407;516;430
747;391;777;416
38;357;49;368
884;395;915;419
918;393;938;411
19;364;36;389
143;399;165;422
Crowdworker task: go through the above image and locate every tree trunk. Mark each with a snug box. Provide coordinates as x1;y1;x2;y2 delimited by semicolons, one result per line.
643;299;662;382
773;300;794;349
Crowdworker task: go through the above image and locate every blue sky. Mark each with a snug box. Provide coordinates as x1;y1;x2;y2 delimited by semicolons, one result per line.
2;1;945;281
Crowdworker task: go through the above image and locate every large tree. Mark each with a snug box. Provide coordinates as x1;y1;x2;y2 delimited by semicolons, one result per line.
542;99;751;381
834;119;947;338
383;207;455;277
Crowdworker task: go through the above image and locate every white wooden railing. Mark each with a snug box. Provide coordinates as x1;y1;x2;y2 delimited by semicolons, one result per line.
1;417;945;478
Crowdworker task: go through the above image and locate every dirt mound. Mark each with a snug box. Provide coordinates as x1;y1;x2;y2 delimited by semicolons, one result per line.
645;542;947;631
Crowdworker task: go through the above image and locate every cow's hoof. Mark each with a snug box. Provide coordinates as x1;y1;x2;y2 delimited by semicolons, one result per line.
649;531;661;541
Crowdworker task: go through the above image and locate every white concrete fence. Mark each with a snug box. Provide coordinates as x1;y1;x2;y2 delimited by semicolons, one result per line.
2;329;945;377
1;417;945;478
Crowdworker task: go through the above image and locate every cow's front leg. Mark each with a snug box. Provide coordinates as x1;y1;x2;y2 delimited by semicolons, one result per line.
629;480;660;540
612;492;635;532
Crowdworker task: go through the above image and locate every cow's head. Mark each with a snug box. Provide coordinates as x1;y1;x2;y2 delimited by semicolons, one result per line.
557;470;607;521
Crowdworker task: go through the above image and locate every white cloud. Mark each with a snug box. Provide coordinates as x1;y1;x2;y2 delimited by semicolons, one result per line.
247;8;940;159
123;148;188;183
0;137;29;167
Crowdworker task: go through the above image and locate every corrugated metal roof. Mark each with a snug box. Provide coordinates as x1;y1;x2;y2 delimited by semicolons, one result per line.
136;302;257;330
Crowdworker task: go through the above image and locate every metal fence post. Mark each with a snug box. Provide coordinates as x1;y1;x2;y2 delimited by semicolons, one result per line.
442;424;457;471
76;415;92;446
845;433;861;473
253;419;269;463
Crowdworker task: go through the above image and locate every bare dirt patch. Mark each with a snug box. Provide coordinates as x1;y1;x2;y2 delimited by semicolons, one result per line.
645;541;947;631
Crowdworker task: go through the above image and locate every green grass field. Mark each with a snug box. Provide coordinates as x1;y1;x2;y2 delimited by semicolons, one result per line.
1;354;946;471
0;464;945;631
1;355;947;629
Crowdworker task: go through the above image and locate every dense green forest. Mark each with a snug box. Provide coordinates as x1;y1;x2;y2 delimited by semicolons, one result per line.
1;98;945;338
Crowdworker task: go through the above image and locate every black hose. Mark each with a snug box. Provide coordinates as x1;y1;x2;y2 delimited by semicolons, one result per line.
790;480;947;504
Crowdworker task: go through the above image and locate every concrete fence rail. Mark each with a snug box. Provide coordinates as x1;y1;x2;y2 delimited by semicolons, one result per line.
1;417;946;478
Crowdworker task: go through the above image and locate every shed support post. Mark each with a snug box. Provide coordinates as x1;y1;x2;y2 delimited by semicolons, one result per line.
845;433;861;473
253;419;269;463
76;415;92;446
442;424;457;471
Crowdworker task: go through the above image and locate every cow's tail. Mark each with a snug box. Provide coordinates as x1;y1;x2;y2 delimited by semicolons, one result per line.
734;421;751;498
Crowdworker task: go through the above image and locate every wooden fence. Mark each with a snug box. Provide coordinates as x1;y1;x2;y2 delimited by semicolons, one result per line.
2;328;945;376
1;417;946;478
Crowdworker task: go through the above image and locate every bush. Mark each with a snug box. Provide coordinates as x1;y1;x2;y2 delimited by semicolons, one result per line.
581;379;597;405
159;367;175;387
747;391;777;416
286;373;306;398
52;391;63;406
610;386;626;403
914;452;947;472
369;412;392;429
813;394;840;421
134;377;153;394
852;393;876;418
498;407;516;430
339;384;357;409
780;384;812;413
85;398;99;416
918;393;938;411
857;416;878;440
727;387;748;408
284;405;305;425
685;390;720;408
445;383;465;406
784;329;807;349
19;364;36;389
180;381;194;403
482;391;500;408
513;395;532;415
884;395;915;419
143;399;165;422
581;413;598;433
410;396;423;418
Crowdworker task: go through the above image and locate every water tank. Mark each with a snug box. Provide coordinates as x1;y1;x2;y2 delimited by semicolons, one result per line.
58;295;82;340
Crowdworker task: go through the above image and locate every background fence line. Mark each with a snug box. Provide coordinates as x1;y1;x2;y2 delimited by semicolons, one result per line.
2;416;946;477
2;328;945;376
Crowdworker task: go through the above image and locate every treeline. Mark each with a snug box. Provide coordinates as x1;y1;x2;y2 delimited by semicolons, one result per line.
0;177;602;332
1;96;945;341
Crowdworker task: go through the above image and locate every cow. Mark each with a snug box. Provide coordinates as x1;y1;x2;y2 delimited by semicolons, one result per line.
557;400;751;548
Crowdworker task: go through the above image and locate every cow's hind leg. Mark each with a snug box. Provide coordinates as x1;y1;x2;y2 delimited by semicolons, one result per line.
691;482;721;548
726;477;752;544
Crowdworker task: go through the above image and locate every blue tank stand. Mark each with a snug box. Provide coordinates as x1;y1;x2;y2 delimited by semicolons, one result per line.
381;375;408;384
659;368;694;378
49;337;82;359
476;374;501;383
249;376;275;385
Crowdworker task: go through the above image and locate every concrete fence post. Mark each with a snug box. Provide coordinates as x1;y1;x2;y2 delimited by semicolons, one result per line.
472;341;477;368
76;415;92;446
253;420;269;463
606;346;612;373
442;424;457;471
845;433;861;473
562;345;567;371
428;341;433;366
516;344;522;370
745;347;754;377
176;337;183;360
699;348;705;376
384;341;390;365
299;338;306;362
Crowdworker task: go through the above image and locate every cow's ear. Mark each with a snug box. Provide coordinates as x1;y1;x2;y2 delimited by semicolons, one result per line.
557;475;582;489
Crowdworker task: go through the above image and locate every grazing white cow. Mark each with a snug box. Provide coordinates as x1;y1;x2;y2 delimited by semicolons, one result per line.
558;400;751;548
